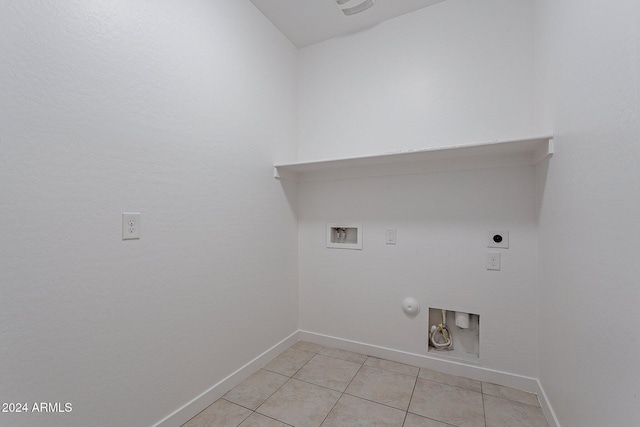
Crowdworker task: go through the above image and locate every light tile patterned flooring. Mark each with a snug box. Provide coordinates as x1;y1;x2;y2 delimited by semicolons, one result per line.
182;341;549;427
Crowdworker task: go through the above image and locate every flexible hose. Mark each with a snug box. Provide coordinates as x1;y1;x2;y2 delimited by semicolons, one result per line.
429;310;452;350
430;325;452;349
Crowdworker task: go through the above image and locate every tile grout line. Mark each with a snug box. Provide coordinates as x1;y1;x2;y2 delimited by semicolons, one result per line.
482;381;543;407
220;397;253;413
340;391;412;413
261;343;544;426
258;412;295;427
418;377;484;396
483;392;544;408
254;347;322;425
275;353;421;413
401;371;419;427
482;392;488;427
317;353;368;426
237;410;251;427
317;349;369;365
219;397;293;427
197;342;548;427
274;343;347;427
225;370;291;413
481;382;487;426
317;391;342;426
246;345;322;425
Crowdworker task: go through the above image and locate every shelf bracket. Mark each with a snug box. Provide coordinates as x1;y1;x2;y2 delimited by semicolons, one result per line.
274;166;298;181
533;138;554;164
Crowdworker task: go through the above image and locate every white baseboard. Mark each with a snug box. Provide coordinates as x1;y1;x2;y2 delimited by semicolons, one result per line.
298;331;561;427
153;331;299;427
153;330;561;427
298;330;539;393
300;331;562;426
536;379;561;427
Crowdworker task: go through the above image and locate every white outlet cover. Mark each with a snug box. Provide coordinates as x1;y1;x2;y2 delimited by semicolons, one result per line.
486;252;501;270
386;229;397;245
122;213;141;240
487;230;509;248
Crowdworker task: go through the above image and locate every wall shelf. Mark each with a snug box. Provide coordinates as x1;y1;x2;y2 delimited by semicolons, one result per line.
274;135;553;181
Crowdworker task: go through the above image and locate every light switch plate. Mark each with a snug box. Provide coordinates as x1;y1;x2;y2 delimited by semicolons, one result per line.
386;229;396;245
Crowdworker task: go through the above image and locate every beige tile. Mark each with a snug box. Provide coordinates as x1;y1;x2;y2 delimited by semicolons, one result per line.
223;369;289;410
403;413;454;427
321;394;406;427
263;347;315;377
482;383;540;407
345;366;416;410
238;412;291;427
257;379;340;427
318;346;367;364
293;354;362;392
483;395;549;427
419;368;482;393
291;340;324;353
364;356;419;377
409;379;485;427
182;399;251;427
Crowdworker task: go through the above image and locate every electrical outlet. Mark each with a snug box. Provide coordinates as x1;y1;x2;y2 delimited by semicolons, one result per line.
488;230;509;249
486;252;500;270
122;213;141;240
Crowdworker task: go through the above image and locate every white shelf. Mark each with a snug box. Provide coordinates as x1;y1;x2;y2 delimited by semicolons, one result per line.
274;135;553;181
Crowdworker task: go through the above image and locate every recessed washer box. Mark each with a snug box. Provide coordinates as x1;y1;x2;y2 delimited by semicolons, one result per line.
326;223;362;250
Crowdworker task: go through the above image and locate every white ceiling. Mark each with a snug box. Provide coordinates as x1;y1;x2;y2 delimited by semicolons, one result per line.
249;0;446;48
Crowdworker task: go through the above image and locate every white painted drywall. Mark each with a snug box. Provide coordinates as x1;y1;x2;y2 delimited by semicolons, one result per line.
297;0;540;378
297;0;536;161
534;0;640;425
0;1;298;426
298;166;539;377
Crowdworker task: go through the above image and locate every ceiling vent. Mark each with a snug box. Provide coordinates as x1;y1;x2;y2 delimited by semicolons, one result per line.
335;0;376;16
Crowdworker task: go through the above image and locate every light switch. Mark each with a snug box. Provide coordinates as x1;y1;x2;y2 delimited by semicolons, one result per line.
386;229;396;245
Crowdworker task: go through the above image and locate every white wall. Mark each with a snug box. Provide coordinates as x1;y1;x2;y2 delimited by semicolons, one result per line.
534;0;640;425
0;1;298;426
298;0;536;161
298;166;539;377
297;0;540;378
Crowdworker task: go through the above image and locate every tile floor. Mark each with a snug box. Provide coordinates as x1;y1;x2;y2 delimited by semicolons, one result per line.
181;341;549;427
